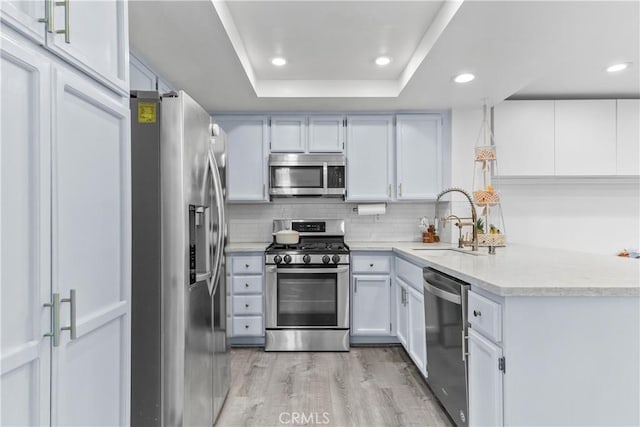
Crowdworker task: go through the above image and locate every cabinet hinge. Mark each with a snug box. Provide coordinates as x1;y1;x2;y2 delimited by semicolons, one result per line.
498;357;506;373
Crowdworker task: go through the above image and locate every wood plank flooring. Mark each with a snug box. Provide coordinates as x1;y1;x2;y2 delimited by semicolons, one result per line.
216;346;453;427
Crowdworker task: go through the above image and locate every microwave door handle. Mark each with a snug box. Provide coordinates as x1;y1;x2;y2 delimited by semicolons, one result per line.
323;163;328;191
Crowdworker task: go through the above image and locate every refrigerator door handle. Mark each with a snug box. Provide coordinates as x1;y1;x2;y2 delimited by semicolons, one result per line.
208;151;225;296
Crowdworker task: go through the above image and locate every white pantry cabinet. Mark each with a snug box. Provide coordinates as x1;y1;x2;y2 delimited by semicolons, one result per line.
1;30;131;426
346;115;394;201
216;116;269;202
554;100;617;175
493;100;555;176
270;116;307;152
1;0;130;95
308;115;345;153
396;114;442;200
616;99;640;175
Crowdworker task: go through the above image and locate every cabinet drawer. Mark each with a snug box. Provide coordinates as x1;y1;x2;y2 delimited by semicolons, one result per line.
395;257;423;290
232;275;263;294
233;295;263;315
468;291;502;342
232;316;263;336
231;255;263;274
352;255;391;273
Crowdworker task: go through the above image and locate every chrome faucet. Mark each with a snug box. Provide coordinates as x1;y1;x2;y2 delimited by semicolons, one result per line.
435;188;478;251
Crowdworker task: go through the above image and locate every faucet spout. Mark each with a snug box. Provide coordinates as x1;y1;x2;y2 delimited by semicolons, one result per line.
435;187;478;251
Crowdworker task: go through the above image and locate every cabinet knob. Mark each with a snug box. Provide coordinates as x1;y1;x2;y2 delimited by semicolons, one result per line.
245;325;249;329
245;264;250;268
473;310;482;317
370;263;374;267
245;283;249;288
245;304;249;308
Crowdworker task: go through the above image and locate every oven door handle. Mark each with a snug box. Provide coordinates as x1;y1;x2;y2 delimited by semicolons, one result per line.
273;267;349;274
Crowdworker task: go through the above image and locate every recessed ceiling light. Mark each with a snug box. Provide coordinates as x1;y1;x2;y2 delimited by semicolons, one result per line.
453;73;475;83
606;62;630;73
375;56;391;66
271;57;287;67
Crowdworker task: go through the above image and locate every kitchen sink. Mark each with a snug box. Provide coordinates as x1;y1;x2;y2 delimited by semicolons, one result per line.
411;248;486;256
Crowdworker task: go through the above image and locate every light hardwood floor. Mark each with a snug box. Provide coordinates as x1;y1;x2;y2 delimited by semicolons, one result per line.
216;346;453;427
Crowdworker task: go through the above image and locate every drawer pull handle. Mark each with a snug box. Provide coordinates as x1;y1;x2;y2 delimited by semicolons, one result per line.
370;263;374;267
473;310;482;317
245;283;249;288
245;325;249;329
245;304;249;308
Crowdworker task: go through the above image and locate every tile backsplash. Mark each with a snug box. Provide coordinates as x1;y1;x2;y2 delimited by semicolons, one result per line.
227;200;438;243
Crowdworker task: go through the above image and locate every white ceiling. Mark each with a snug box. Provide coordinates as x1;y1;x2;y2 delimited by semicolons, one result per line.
128;0;640;112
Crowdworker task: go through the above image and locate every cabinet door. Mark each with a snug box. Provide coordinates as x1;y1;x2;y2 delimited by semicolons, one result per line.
407;285;427;376
217;116;269;202
395;279;408;349
51;67;131;426
270;116;306;152
468;328;504;427
396;114;441;199
46;0;129;95
346;115;394;201
308;115;345;153
555;100;617;175
351;275;391;336
0;0;46;43
493;100;555;176
617;99;640;175
129;54;156;91
0;33;51;427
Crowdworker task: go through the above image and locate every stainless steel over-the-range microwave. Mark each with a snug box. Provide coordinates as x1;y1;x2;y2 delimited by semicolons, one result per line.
269;153;346;197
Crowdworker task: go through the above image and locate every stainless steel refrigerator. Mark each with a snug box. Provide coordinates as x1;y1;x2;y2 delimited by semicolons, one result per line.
130;90;229;426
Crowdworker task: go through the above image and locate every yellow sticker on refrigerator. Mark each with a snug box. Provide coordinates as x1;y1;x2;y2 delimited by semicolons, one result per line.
138;102;156;123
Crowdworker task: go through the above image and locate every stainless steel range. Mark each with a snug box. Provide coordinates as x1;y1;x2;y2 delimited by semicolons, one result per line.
265;219;350;351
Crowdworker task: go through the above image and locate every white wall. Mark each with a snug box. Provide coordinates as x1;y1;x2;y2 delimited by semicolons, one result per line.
227;200;437;243
451;107;640;255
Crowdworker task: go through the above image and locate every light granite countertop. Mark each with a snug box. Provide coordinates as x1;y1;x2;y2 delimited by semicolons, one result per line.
348;241;640;297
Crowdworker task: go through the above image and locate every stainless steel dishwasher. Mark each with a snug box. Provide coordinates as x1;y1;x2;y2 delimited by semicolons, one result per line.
423;267;470;427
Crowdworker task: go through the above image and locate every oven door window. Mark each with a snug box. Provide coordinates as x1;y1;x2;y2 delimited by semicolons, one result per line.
277;272;337;326
271;166;323;188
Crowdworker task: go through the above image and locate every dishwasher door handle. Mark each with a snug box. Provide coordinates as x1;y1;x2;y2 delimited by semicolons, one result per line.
424;281;462;305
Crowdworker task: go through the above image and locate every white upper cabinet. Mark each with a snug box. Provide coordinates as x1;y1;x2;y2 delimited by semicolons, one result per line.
270;116;307;152
216;116;269;202
493;100;555;176
129;54;156;91
346;115;394;201
308;115;345;153
616;99;640;175
45;0;129;95
554;100;617;175
396;114;442;199
0;0;46;43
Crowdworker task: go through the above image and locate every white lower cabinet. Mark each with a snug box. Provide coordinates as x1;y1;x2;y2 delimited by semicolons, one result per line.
468;328;504;427
228;254;264;340
1;30;131;426
351;275;392;335
350;253;393;337
395;279;408;348
406;285;426;375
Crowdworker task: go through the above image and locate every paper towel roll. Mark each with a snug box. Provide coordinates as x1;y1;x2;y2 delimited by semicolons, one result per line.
357;203;386;216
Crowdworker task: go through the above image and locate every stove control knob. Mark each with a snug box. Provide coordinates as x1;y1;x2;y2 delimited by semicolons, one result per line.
284;255;292;264
303;255;311;264
274;255;282;264
322;255;331;264
332;254;341;264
